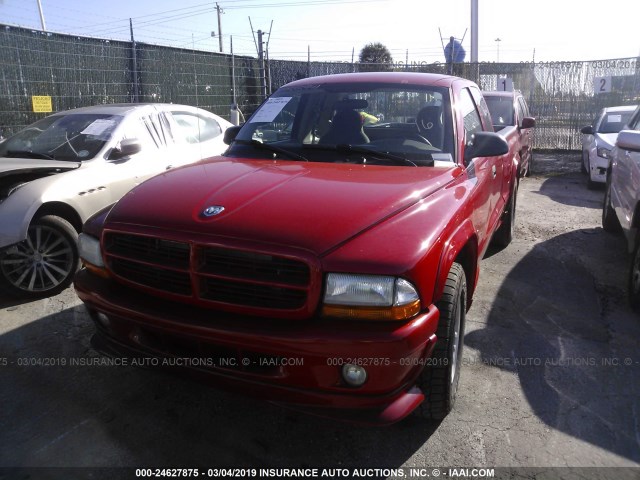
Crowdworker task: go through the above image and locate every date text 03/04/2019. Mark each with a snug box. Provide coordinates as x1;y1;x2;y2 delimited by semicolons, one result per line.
325;357;449;367
135;467;497;478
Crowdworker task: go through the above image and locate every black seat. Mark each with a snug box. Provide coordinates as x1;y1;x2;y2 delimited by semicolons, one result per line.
320;109;369;145
416;106;443;148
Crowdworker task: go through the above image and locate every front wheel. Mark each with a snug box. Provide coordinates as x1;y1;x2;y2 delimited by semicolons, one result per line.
416;262;467;420
0;215;79;297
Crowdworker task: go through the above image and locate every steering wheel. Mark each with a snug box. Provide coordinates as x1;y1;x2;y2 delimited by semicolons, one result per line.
404;133;432;146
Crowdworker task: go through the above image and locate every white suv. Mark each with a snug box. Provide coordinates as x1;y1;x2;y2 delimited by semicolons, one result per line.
602;104;640;310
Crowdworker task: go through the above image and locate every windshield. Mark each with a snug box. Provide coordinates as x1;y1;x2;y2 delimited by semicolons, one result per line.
0;113;123;161
229;82;454;166
597;110;634;134
484;96;514;127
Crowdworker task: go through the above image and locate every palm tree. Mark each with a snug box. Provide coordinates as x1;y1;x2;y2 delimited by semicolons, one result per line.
358;42;393;72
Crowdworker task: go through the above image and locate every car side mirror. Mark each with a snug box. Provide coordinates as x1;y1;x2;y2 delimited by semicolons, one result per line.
616;130;640;152
520;117;536;129
223;125;242;145
580;125;594;135
108;138;142;161
464;132;509;165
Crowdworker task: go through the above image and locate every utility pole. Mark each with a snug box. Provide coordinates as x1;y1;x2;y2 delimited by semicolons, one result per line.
470;0;478;62
257;29;267;98
130;19;139;103
36;0;47;31
216;3;223;53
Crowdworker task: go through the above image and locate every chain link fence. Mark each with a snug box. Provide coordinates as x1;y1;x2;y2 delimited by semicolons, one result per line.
1;24;639;149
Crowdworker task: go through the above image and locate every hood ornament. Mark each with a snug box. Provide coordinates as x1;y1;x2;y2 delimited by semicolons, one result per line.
202;205;225;217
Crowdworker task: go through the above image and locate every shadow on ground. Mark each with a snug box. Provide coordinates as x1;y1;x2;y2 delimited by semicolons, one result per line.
465;228;640;463
0;302;440;474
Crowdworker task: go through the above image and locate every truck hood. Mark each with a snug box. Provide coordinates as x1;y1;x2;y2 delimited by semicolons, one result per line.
107;158;459;255
0;157;81;177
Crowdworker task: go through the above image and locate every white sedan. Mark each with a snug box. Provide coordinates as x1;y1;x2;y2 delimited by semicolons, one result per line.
0;103;232;297
581;105;635;188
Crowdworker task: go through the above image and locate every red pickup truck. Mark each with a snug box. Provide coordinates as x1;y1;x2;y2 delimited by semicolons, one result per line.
74;72;518;424
483;90;536;177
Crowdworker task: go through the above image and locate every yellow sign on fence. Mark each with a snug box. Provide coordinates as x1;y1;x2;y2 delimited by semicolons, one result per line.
32;96;53;113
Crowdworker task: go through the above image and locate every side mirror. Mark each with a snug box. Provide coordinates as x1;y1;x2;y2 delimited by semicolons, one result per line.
520;116;536;129
223;125;242;145
465;132;509;165
616;130;640;152
580;125;594;135
108;138;142;161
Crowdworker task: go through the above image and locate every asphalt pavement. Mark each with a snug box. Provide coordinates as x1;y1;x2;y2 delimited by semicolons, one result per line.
1;152;639;480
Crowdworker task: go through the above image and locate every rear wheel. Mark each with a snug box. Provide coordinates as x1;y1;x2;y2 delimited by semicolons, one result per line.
416;262;467;420
629;235;640;313
493;182;517;248
602;174;621;232
0;215;79;297
524;151;533;177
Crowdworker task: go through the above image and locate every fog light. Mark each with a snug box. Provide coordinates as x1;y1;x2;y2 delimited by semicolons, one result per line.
342;364;367;387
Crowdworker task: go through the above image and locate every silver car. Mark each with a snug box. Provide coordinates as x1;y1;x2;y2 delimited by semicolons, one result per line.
602;104;640;310
0;103;232;297
581;105;635;189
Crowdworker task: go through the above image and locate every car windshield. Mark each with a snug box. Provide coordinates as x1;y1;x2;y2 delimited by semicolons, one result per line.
597;110;634;134
484;96;514;126
0;113;123;161
229;82;454;166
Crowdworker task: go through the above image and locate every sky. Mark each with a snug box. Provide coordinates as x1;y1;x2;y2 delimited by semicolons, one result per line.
1;0;639;63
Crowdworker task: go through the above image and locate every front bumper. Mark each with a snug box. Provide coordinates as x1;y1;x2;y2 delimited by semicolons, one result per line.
74;269;440;425
589;152;609;184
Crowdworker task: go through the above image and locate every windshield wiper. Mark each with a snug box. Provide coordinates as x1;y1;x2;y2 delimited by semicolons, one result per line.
235;139;309;162
5;150;55;160
304;144;418;167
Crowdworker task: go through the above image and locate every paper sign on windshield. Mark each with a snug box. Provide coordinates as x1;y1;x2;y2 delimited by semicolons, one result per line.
249;97;292;123
81;119;118;139
608;115;622;123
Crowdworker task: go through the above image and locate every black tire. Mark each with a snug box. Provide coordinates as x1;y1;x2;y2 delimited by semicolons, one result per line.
416;262;467;420
581;150;588;174
0;215;79;297
629;235;640;313
492;182;517;248
602;174;621;233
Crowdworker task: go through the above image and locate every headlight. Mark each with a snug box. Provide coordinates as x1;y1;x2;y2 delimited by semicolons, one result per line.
596;146;612;159
322;273;421;321
78;233;109;277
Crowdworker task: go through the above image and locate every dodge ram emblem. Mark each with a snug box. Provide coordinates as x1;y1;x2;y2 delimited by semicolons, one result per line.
202;205;225;217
